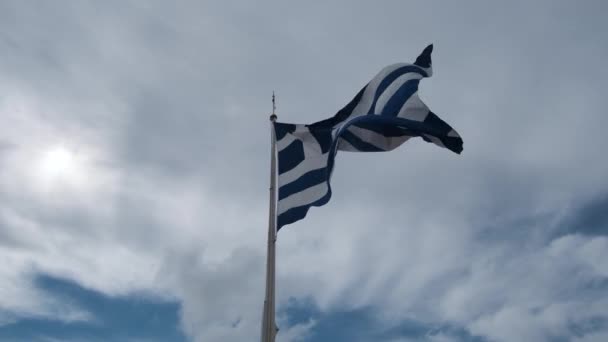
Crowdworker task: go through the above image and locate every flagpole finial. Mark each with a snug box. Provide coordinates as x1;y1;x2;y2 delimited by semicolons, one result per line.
270;91;277;122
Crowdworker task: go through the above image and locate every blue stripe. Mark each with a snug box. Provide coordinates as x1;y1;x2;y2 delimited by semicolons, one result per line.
357;115;446;137
274;122;296;141
441;136;463;154
277;206;309;230
380;79;419;116
340;130;384;152
423;111;452;135
414;44;433;68
307;125;333;154
277;190;332;230
278;167;328;200
423;111;463;153
367;65;427;115
278;140;305;174
352;121;414;137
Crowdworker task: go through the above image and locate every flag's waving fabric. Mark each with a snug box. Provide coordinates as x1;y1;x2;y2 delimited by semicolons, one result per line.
274;45;463;230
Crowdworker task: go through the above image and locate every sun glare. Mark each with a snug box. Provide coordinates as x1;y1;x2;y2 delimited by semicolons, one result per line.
31;144;109;196
34;145;91;192
41;146;75;176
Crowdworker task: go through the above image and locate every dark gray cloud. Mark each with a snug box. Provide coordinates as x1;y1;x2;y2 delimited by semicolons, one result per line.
558;194;608;237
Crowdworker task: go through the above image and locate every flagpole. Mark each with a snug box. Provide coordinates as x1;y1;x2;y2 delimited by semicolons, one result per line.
261;93;278;342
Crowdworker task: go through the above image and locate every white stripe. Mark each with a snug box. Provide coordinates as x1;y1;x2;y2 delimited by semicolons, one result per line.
370;135;411;151
420;65;432;77
337;137;358;151
278;127;324;155
276;125;314;152
423;134;446;148
276;134;297;152
348;126;411;151
448;129;460;138
346;126;387;150
386;135;412;150
278;153;328;186
348;63;406;119
374;72;423;114
278;182;328;215
398;93;429;122
299;132;323;155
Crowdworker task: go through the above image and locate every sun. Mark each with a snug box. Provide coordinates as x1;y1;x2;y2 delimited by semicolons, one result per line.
41;146;75;177
32;144;109;195
35;145;88;191
35;145;89;191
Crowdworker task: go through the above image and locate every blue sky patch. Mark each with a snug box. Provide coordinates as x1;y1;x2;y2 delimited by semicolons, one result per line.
0;274;186;342
281;297;487;342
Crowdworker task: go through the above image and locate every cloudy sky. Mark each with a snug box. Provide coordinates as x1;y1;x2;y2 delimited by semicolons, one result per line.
1;1;608;341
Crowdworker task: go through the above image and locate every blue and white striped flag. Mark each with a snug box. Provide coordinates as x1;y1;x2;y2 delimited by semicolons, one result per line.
273;45;463;230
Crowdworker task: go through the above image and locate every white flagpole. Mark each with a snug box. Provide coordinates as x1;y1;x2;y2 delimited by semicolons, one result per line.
261;93;278;342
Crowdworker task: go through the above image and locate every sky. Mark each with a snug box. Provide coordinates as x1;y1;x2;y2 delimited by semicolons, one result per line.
1;1;607;341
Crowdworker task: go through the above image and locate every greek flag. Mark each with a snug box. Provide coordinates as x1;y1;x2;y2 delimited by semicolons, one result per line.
274;45;463;230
